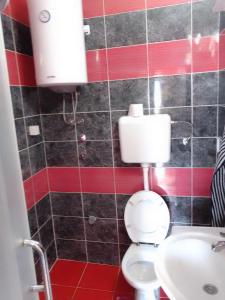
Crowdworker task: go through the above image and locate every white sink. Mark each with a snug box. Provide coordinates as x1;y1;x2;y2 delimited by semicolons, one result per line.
154;227;225;300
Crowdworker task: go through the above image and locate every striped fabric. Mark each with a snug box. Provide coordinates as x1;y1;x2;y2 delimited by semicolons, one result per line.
212;130;225;227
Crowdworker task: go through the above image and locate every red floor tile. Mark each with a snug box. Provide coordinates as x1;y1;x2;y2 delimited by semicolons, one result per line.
39;285;75;300
113;293;135;300
115;271;134;294
73;288;113;300
79;263;119;291
50;260;87;287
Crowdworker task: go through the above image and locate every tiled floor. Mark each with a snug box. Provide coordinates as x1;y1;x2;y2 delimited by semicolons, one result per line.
39;259;169;300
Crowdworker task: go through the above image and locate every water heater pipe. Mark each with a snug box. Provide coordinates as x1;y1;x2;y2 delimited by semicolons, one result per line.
141;163;150;191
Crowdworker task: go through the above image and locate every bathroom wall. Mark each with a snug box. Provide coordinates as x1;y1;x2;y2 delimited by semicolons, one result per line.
1;0;56;276
2;0;225;267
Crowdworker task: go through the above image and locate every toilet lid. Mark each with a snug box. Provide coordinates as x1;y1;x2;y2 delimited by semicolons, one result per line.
124;190;170;244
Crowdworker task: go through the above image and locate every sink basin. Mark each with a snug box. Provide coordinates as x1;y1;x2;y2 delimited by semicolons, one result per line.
154;230;225;300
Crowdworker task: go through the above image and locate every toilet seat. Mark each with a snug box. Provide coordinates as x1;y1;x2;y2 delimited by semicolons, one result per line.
124;190;170;245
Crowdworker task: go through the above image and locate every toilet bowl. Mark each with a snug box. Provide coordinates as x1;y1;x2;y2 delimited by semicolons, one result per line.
121;190;170;300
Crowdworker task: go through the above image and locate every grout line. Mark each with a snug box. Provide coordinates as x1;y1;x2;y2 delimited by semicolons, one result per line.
71;262;88;299
102;0;121;266
73;92;89;263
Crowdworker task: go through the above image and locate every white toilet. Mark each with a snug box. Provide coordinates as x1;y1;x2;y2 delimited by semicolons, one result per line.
121;190;170;300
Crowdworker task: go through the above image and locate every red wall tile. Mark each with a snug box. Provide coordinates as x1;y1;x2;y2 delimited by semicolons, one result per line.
192;36;219;73
108;45;148;80
16;53;36;86
80;168;115;193
193;168;214;197
48;167;81;193
5;50;20;85
33;169;49;204
152;168;192;197
82;0;104;18
115;168;144;194
219;34;225;70
147;0;191;9
104;0;145;15
86;50;108;82
23;177;34;210
3;0;29;26
149;39;191;76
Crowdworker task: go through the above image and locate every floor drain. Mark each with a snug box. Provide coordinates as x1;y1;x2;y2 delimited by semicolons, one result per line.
203;284;218;295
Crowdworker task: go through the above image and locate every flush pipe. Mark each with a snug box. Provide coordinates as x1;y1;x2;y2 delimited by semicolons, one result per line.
141;163;150;191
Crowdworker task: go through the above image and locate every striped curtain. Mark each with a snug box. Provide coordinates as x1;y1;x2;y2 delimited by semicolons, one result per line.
211;130;225;227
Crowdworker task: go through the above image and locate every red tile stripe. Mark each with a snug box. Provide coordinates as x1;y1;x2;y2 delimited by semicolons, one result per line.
147;0;191;9
24;167;214;201
23;168;49;210
219;34;225;70
6;50;36;86
3;0;29;26
82;0;104;18
87;36;221;82
104;0;145;15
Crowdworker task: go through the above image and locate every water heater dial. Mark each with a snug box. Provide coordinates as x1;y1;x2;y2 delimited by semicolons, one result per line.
39;10;51;23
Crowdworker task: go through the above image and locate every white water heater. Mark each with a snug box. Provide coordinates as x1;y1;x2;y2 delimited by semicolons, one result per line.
27;0;87;92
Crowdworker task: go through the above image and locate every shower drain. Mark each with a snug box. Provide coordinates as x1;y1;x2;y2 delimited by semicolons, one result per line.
203;284;218;295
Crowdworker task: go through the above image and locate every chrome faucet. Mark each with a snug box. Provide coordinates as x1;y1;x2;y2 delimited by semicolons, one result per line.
212;241;225;252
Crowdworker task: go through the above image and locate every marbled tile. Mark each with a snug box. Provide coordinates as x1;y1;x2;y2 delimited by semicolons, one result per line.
28;206;38;237
21;87;40;117
29;143;46;174
57;239;87;261
76;112;111;140
110;79;148;111
12;20;33;55
51;193;82;217
111;111;128;140
83;193;116;218
87;241;119;265
15;118;27;150
36;194;51;228
85;218;118;243
45;141;78;167
2;14;14;51
150;75;191;108
193;106;217;137
116;194;130;219
106;11;146;48
153;107;192;139
193;72;218;105
25;116;43;146
10;86;23;119
46;241;57;268
219;71;225;105
84;17;105;50
39;218;54;249
220;11;225;33
193;138;217;167
192;0;219;37
118;220;131;244
19;149;31;180
164;139;191;167
119;244;130;263
219;106;225;137
148;4;191;43
192;197;212;226
54;216;85;240
77;82;109;112
79;141;113;167
42;114;76;141
164;196;191;224
39;88;64;114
